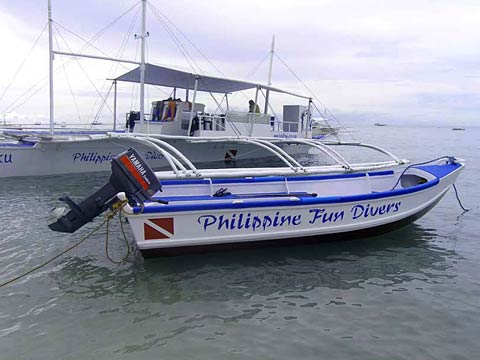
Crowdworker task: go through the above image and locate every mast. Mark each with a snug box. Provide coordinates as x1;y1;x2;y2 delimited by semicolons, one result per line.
48;0;54;135
139;0;148;130
264;35;275;114
113;80;117;131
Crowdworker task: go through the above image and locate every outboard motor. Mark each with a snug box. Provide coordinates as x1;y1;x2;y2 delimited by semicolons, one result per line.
49;148;161;233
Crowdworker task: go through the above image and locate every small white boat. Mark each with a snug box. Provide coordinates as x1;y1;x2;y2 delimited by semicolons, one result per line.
311;117;339;138
48;145;464;256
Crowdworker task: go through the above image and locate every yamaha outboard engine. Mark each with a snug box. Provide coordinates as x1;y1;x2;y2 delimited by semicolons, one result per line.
49;148;161;233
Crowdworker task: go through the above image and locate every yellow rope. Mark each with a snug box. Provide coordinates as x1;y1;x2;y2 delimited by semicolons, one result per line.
104;207;132;264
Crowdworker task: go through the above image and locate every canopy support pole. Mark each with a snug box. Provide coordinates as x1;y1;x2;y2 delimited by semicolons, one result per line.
304;97;312;137
187;76;199;136
249;86;259;136
113;80;117;131
48;0;54;136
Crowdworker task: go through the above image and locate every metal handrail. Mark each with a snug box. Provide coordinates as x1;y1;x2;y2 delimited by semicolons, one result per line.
109;135;183;176
139;135;198;173
321;140;405;164
252;139;305;170
266;137;352;170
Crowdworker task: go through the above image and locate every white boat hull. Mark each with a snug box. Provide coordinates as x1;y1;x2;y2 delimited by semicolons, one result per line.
124;161;463;255
0;137;309;177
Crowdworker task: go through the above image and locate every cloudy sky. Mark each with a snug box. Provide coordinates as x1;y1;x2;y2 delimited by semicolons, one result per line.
1;0;479;127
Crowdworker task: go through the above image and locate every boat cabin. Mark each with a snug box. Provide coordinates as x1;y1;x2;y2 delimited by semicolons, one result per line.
116;63;313;139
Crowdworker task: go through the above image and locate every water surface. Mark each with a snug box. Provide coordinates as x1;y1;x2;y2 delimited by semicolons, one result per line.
1;125;479;359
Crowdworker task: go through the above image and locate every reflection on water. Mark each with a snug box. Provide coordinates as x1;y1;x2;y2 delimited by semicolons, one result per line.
12;222;454;359
52;223;456;304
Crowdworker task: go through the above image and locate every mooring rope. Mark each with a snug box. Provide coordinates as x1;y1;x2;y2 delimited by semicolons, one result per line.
452;183;470;212
0;200;128;288
104;207;132;264
390;156;453;190
390;156;469;212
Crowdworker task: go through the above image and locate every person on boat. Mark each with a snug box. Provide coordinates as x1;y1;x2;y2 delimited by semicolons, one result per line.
248;100;260;114
163;97;177;121
126;111;137;132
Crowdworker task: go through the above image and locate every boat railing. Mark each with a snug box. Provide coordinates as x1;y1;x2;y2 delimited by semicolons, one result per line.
107;133;408;180
238;138;305;171
109;134;199;177
268;138;352;170
321;140;405;164
54;132;405;173
225;111;271;125
152;161;403;180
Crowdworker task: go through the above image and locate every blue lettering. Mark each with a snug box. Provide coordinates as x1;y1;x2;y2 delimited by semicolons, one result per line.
334;212;344;222
351;205;364;219
0;154;13;163
72;152;113;164
237;213;245;229
252;216;261;231
351;202;402;220
292;214;302;225
309;208;345;224
280;215;291;226
197;215;217;230
218;215;229;230
197;211;305;232
262;216;272;229
309;208;325;224
145;151;165;160
394;202;401;212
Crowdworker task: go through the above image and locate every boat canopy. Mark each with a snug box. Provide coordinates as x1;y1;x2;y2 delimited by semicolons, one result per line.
114;63;309;99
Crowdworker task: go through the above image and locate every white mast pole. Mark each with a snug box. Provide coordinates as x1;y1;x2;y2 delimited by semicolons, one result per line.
48;0;54;135
139;0;147;130
113;80;117;131
263;34;275;114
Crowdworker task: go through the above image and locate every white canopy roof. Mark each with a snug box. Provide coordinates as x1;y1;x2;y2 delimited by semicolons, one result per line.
114;63;310;99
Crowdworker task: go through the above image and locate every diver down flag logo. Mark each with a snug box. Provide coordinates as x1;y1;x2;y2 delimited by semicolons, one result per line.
144;218;174;240
224;149;237;161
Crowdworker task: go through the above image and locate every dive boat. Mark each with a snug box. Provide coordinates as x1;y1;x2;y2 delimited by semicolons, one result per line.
48;145;464;256
1;1;332;178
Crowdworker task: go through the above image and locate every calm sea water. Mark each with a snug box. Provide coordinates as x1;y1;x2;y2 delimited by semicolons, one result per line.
1;125;479;359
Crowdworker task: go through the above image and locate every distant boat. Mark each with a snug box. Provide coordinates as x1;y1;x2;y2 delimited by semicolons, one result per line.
452;127;465;131
374;122;387;126
311;118;339;137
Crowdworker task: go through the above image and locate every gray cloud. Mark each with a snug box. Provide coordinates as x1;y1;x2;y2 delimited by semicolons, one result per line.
2;0;480;126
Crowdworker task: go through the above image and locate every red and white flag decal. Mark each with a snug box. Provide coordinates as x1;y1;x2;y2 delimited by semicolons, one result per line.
224;149;237;160
144;218;174;240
